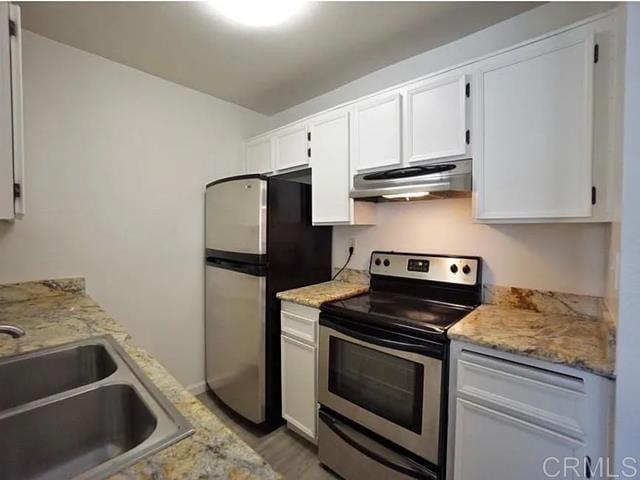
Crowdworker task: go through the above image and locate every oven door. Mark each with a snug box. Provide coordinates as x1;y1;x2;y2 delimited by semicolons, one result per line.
318;314;443;464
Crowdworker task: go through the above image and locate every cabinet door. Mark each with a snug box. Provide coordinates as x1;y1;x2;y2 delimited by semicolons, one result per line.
404;73;468;165
352;92;402;172
474;29;595;220
0;3;14;219
245;136;272;174
281;335;317;440
310;110;351;224
9;4;23;217
273;123;309;171
454;398;587;480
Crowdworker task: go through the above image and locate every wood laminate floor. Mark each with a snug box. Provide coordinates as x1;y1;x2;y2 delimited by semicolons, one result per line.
197;391;337;480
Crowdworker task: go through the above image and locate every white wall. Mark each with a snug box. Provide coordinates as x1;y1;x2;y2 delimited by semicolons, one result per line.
334;199;609;296
0;32;269;390
271;2;615;128
614;3;640;468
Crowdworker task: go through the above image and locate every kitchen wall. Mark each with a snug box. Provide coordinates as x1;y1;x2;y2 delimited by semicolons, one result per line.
334;199;609;297
0;32;269;391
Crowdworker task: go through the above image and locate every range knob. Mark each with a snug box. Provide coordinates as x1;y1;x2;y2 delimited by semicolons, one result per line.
462;265;471;275
450;264;458;274
383;259;390;267
374;258;381;266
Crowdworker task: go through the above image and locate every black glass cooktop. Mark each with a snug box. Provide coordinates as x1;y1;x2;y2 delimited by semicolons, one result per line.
321;291;474;339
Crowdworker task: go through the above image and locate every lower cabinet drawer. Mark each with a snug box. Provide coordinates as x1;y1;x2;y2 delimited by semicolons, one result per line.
281;334;317;441
456;350;586;440
281;310;316;343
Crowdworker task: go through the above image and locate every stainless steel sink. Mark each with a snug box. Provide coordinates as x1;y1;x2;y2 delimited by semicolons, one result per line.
0;344;117;410
0;336;194;479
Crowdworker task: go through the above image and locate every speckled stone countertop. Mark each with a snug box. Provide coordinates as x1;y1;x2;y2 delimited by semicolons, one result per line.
276;280;369;308
0;279;280;479
449;285;616;379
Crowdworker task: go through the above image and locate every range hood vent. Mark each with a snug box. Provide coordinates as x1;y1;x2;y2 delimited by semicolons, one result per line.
350;159;472;202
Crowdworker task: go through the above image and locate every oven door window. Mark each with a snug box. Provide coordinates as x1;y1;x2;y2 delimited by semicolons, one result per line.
328;336;424;433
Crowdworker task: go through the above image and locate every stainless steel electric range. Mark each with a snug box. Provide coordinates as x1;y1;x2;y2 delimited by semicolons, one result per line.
318;251;482;480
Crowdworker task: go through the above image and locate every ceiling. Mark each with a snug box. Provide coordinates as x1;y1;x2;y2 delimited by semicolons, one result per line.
20;2;540;115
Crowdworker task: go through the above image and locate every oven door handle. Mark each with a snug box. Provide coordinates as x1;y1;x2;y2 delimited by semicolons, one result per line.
321;316;443;358
319;410;438;480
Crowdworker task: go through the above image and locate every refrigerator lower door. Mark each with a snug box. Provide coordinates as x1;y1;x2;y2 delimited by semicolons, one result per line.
205;262;266;423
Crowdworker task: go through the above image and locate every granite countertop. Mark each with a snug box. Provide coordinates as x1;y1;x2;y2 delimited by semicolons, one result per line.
0;279;280;479
449;286;616;379
276;280;369;308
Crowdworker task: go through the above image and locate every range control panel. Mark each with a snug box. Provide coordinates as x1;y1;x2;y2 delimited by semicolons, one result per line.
370;252;480;286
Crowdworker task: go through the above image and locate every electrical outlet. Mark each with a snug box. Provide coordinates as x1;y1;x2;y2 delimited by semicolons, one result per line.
348;237;356;252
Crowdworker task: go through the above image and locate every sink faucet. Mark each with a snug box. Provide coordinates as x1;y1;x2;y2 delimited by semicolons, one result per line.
0;324;25;338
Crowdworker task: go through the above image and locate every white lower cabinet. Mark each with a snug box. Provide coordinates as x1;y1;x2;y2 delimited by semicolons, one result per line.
281;335;316;440
454;399;587;480
280;302;319;443
448;342;613;480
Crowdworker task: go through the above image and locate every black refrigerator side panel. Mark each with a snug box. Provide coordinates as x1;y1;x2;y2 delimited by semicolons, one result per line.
264;177;332;427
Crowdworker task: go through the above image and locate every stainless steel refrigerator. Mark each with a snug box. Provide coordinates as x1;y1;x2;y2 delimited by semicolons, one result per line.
205;174;331;429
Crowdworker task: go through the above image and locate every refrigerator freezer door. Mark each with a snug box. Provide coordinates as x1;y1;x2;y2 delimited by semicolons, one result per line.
205;262;266;423
205;177;267;257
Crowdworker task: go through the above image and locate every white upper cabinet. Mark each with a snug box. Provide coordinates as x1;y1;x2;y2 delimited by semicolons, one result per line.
273;123;309;171
310;109;351;224
473;27;596;221
0;3;24;220
351;92;402;172
403;73;469;165
309;109;376;226
245;135;272;174
242;13;618;225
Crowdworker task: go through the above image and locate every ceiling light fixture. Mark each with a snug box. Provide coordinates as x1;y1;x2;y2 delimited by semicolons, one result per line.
382;191;431;201
210;0;307;28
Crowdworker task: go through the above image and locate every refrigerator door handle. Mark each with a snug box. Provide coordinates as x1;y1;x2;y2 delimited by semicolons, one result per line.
205;258;267;277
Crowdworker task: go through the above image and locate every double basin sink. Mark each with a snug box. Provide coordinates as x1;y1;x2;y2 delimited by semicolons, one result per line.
0;335;194;479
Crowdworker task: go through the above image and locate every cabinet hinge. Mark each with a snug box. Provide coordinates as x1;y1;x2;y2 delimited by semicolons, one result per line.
8;19;16;37
465;129;471;145
307;147;311;158
13;183;21;199
591;186;597;205
594;44;599;64
307;131;311;142
465;82;470;98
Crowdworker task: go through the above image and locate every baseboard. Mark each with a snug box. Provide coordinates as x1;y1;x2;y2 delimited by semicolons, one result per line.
186;380;208;396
